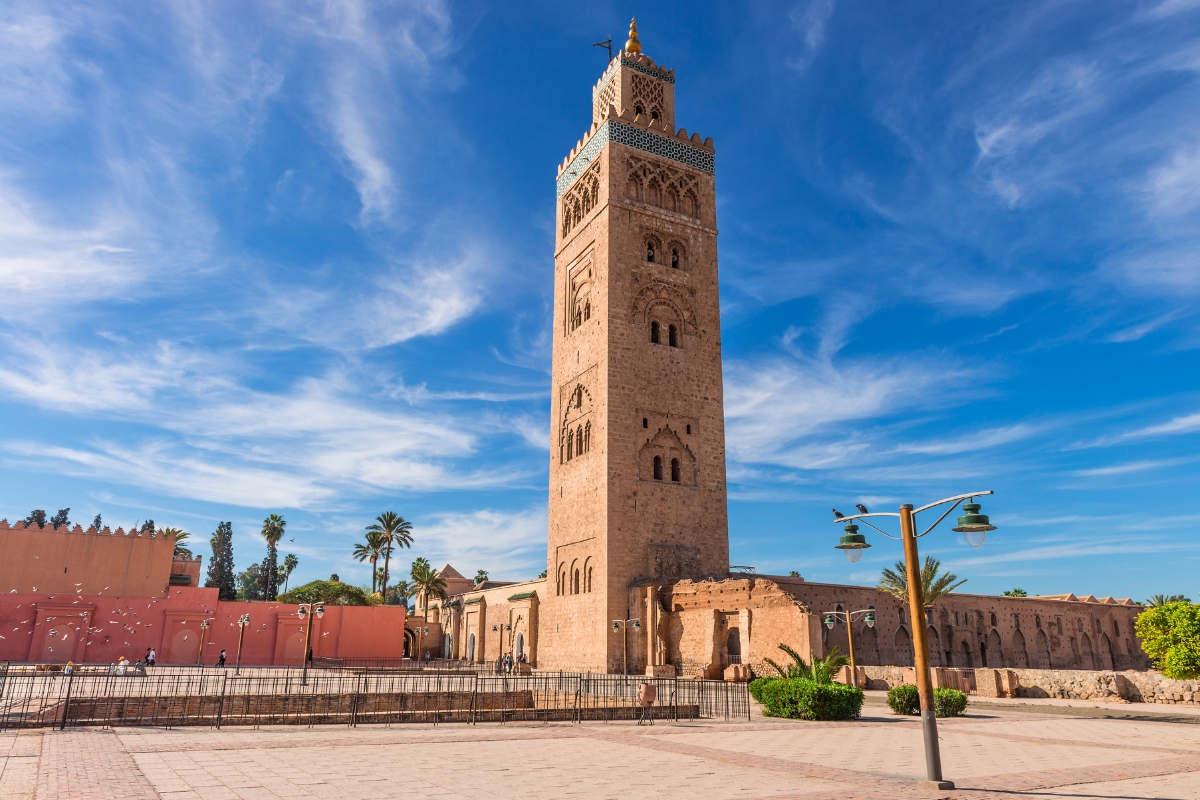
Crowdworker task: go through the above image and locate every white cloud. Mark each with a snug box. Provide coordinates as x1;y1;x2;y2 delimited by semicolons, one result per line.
787;0;836;73
1072;457;1195;477
414;506;547;581
1121;410;1200;439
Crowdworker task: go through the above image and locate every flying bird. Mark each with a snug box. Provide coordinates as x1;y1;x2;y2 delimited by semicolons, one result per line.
856;503;870;514
832;509;845;520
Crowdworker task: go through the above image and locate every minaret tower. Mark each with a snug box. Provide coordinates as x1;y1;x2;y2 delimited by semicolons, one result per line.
541;20;729;673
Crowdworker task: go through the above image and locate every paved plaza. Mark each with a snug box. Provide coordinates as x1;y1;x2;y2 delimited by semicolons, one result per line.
2;696;1199;800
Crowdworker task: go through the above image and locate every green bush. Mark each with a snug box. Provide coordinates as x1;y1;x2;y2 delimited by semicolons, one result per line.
1136;602;1200;680
277;580;379;606
759;677;864;721
748;677;778;703
887;684;920;715
934;687;968;717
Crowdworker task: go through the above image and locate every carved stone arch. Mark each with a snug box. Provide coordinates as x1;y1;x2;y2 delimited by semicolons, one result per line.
638;426;697;485
646;179;661;207
666;239;687;270
643;233;663;264
560;380;595;463
632;282;698;334
683;188;699;218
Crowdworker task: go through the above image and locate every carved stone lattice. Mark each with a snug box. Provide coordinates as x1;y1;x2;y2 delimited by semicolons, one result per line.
561;162;601;238
625;155;700;218
631;73;665;121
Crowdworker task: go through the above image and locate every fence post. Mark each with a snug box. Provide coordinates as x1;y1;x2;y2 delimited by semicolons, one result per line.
469;673;477;726
59;671;75;731
216;673;228;729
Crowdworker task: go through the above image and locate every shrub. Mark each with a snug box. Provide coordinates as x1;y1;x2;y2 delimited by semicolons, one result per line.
887;684;920;715
748;676;778;703
934;687;968;717
759;677;864;721
277;580;379;606
1136;602;1200;680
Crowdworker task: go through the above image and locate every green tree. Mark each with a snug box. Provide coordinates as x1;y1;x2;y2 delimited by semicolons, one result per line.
260;514;286;600
409;558;447;618
762;643;851;684
1145;594;1192;607
204;522;237;600
789;570;801;577
280;553;299;592
49;508;71;530
162;528;192;558
474;569;489;587
877;555;965;608
279;580;380;606
91;513;103;532
1003;588;1028;597
236;563;263;601
365;512;414;599
353;530;387;593
386;580;411;608
24;509;47;529
140;519;155;534
1136;601;1200;679
537;569;548;579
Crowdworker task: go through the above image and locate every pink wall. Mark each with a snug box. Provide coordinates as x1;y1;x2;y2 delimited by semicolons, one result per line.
0;587;406;665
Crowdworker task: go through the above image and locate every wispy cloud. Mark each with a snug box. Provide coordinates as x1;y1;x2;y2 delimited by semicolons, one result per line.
786;0;836;72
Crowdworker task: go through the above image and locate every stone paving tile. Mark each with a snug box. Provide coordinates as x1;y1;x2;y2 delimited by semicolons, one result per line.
34;729;157;800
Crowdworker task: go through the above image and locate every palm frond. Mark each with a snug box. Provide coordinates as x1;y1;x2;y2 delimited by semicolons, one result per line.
762;657;789;678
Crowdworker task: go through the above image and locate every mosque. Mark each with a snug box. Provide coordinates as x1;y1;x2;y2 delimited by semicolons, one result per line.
413;20;1147;677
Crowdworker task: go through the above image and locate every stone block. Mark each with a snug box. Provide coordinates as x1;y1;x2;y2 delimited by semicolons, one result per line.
646;664;676;678
723;664;750;682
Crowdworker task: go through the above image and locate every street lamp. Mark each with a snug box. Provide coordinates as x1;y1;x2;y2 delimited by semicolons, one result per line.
234;614;251;675
611;618;641;675
197;619;212;667
821;607;875;688
831;490;996;791
415;625;429;665
296;601;325;686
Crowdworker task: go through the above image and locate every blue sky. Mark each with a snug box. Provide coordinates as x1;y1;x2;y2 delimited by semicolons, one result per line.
2;1;1199;601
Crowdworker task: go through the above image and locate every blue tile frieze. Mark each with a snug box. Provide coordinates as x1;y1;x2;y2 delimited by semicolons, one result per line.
557;121;714;198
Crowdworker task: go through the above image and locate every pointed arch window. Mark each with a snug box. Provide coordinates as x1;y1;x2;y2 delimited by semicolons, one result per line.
584;421;591;453
671;249;679;269
653;456;663;481
671;458;681;482
650;321;660;344
668;324;678;347
573;569;580;594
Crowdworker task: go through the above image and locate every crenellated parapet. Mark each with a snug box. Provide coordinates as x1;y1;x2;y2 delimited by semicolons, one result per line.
0;518;187;539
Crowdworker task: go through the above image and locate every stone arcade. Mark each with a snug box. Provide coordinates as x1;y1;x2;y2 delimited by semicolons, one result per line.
415;22;1149;677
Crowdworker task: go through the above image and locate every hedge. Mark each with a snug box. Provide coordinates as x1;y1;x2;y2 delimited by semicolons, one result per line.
887;684;920;715
1136;602;1200;680
758;677;864;721
748;677;778;703
886;684;969;717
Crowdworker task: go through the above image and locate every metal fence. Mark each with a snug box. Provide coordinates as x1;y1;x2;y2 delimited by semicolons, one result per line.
0;664;749;730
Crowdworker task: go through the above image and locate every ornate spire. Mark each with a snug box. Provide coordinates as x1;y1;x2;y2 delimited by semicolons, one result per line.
624;17;641;54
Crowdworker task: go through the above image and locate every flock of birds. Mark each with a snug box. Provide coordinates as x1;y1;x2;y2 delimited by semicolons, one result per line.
832;503;871;519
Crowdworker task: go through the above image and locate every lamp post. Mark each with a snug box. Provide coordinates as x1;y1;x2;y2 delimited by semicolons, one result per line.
831;491;996;791
415;625;429;665
197;619;211;667
611;618;641;675
296;601;325;686
234;614;250;675
821;608;876;688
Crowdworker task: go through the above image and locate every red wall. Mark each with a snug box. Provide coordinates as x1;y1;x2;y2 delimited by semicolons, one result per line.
0;587;406;665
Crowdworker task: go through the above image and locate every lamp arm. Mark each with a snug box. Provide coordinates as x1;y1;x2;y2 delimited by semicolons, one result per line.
913;490;993;516
856;517;901;539
834;511;900;523
917;499;965;538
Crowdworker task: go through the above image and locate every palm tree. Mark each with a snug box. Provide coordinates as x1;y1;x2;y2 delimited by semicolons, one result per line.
877;555;965;609
762;643;850;684
162;528;192;559
409;558;447;618
280;553;299;592
365;512;414;599
474;569;489;587
353;530;387;593
1145;594;1191;607
260;514;286;600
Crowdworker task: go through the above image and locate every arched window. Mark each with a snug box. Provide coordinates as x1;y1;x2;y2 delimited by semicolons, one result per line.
646;241;656;262
573;569;580;594
686;424;691;434
584;300;591;321
576;425;583;455
671;458;681;482
566;431;574;461
668;324;678;347
586;566;593;593
643;418;648;428
671;249;679;269
653;456;663;480
635;104;645;117
584;422;591;453
650;321;660;343
990;612;997;627
468;632;476;662
515;632;525;658
558;569;566;596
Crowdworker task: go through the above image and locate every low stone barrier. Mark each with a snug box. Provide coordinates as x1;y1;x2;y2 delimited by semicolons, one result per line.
855;665;1199;705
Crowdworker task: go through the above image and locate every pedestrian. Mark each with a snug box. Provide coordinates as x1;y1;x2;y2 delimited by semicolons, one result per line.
144;647;151;664
64;661;74;675
217;649;226;668
147;648;156;666
423;650;431;667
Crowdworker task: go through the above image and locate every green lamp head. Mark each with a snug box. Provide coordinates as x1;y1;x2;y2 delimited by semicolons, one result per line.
834;522;870;562
952;501;995;547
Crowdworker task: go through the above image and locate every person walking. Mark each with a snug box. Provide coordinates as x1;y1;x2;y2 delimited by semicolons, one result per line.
423;650;431;667
217;649;227;668
144;647;151;665
147;648;156;666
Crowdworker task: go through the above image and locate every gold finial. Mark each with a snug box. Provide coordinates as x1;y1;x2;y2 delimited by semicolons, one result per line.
625;17;642;54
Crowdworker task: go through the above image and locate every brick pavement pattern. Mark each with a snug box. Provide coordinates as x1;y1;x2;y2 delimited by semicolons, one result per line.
3;706;1200;799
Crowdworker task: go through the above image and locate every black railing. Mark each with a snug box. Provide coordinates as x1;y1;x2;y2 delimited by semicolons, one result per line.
0;666;750;729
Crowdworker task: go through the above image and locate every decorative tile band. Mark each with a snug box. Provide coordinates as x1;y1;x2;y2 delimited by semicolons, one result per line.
557;121;714;197
592;58;676;97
